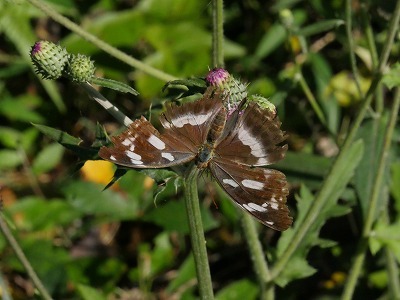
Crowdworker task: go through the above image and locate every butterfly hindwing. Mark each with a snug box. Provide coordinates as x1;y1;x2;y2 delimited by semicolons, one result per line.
216;102;287;167
210;158;292;231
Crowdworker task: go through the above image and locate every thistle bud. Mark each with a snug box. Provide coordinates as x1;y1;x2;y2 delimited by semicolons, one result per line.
64;54;96;82
205;68;248;113
30;41;68;80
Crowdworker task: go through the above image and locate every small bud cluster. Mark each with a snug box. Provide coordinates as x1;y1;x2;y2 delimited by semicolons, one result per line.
30;40;95;82
205;68;276;116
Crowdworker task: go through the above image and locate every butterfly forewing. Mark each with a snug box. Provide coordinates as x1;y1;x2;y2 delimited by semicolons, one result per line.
99;87;225;169
216;102;287;167
209;158;292;231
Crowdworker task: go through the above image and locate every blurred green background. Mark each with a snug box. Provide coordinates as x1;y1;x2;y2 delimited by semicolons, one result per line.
1;0;400;299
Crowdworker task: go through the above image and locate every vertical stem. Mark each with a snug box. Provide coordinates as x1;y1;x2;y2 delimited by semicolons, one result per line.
0;215;53;300
183;166;214;299
341;87;400;300
242;214;274;300
212;0;224;67
345;0;363;97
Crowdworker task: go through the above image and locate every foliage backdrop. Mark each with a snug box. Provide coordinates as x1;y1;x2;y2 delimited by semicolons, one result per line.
1;0;400;299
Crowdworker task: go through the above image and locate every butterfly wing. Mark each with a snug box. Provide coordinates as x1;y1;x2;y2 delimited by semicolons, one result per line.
209;158;292;231
216;101;287;166
99;87;224;168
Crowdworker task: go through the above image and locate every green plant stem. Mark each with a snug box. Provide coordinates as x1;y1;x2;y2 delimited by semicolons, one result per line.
183;166;214;299
270;0;400;281
341;87;400;300
241;214;274;300
386;246;400;299
0;214;53;300
80;83;133;127
345;0;363;98
297;71;327;127
212;0;224;67
360;3;384;114
383;206;400;299
27;0;177;82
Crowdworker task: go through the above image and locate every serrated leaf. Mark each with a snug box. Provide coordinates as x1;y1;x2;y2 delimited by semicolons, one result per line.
32;143;64;174
215;279;259;300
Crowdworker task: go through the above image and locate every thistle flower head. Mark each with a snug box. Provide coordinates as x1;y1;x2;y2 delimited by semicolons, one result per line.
64;54;96;82
30;40;68;80
206;68;248;115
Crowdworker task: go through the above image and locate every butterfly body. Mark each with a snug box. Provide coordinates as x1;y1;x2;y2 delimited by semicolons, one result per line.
99;87;292;231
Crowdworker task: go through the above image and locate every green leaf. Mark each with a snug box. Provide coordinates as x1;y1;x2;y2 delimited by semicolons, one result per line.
8;196;81;230
390;162;400;213
0;149;22;170
382;62;400;89
63;181;139;220
167;255;196;293
142;201;219;233
254;23;287;60
32;143;64;174
276;140;364;285
90;76;139;95
215;279;259;300
0;127;22;148
76;284;107;300
33;123;97;159
370;221;400;263
0;96;44;123
309;53;339;134
275;256;317;287
296;19;344;37
354;116;388;220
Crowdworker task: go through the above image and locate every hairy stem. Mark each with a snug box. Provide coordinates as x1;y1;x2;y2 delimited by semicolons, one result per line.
183;166;214;299
212;0;224;67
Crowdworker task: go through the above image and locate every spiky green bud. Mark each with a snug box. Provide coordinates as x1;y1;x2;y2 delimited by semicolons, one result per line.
64;54;96;82
30;40;68;80
249;95;277;116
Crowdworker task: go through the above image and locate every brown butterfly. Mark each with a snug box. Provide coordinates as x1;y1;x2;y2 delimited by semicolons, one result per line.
99;87;292;230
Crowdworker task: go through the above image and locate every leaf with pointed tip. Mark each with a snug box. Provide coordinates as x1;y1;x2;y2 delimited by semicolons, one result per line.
33;123;97;159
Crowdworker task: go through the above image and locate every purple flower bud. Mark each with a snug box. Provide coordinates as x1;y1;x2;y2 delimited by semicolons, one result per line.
206;68;230;88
